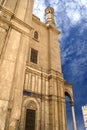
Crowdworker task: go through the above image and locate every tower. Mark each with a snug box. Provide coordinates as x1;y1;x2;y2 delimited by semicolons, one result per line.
45;6;55;26
0;1;76;130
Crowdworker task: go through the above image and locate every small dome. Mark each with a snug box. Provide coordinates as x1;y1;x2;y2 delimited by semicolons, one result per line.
45;7;54;14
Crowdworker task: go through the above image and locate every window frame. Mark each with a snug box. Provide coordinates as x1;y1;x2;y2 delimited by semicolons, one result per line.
30;48;38;64
34;31;38;40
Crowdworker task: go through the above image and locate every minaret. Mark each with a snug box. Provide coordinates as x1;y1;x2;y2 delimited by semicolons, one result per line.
45;6;55;26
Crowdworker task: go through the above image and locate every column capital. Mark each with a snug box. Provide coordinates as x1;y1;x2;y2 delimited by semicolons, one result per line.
70;101;74;106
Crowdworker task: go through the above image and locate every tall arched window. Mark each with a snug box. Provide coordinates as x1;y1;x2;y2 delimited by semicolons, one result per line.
34;31;38;40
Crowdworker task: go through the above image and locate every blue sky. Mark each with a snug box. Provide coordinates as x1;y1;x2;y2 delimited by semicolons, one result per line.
33;0;87;130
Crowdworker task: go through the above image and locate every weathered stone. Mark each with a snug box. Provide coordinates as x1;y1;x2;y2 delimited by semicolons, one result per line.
0;1;77;130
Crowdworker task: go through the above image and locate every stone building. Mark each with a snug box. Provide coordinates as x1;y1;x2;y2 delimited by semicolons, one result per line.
82;106;87;130
0;0;77;130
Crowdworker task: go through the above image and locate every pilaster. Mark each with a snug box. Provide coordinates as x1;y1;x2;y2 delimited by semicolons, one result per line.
47;26;61;73
8;34;30;130
0;1;34;129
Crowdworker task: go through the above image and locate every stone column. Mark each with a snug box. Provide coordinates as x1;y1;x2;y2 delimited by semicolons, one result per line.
24;0;34;25
8;34;30;130
16;0;34;24
71;102;77;130
41;100;45;130
45;100;49;130
0;27;7;58
0;28;21;130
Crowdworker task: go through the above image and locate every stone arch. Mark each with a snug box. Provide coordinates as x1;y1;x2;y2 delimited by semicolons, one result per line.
65;88;76;130
65;89;73;104
20;97;41;130
23;97;40;109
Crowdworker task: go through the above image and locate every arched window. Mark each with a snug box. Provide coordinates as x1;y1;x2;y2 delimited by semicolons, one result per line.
34;31;38;40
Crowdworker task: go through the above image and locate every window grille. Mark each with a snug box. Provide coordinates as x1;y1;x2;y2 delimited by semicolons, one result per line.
25;109;36;130
30;48;38;64
34;31;38;40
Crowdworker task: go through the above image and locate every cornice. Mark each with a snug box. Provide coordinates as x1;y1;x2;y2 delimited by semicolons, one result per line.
26;65;64;81
32;14;47;28
0;5;33;37
32;15;61;35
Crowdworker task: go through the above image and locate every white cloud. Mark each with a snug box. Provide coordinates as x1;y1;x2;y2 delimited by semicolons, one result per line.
67;115;84;130
66;10;81;24
48;0;59;5
33;1;87;130
76;119;85;130
33;0;87;47
33;0;87;26
79;0;87;7
33;0;46;21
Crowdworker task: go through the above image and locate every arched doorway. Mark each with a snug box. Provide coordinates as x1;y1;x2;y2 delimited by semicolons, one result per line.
65;92;73;130
65;91;76;130
19;97;40;130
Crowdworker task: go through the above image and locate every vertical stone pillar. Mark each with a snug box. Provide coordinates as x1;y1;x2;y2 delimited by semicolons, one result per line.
41;100;45;130
24;0;34;25
61;87;67;130
54;100;58;130
49;75;54;130
57;78;62;130
40;69;45;130
19;106;25;130
45;100;49;130
71;103;77;130
0;27;7;57
58;98;67;130
47;27;61;73
2;0;34;25
0;29;21;130
58;100;62;130
64;101;68;130
8;34;30;130
49;98;55;130
16;0;34;25
62;100;67;130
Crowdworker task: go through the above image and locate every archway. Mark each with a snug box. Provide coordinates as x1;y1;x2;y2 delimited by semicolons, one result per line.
19;97;40;130
65;92;73;130
65;91;76;130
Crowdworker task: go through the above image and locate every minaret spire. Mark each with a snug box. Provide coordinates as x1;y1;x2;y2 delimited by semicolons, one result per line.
45;6;55;26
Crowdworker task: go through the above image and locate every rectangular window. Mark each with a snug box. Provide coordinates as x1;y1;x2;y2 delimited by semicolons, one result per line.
25;109;36;130
30;48;38;64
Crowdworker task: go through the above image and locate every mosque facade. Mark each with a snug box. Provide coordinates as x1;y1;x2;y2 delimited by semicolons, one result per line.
0;0;76;130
